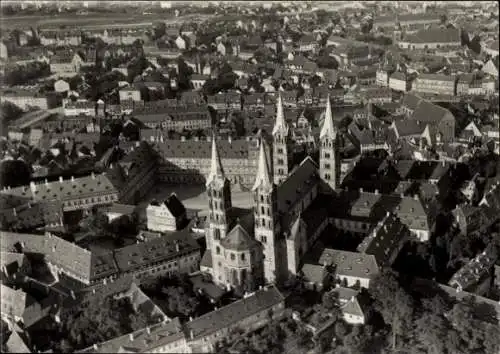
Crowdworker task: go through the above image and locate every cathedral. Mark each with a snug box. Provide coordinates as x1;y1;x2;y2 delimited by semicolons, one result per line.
200;93;341;290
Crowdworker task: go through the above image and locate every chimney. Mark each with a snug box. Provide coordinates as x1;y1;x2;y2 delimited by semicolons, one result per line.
400;193;404;198
30;181;37;192
359;188;363;193
91;172;95;179
146;327;151;334
375;189;379;194
194;136;199;141
228;136;232;144
181;136;186;142
71;176;75;183
129;333;134;341
92;288;96;294
13;208;17;216
93;344;98;350
70;290;75;299
207;135;212;142
189;330;194;340
45;179;49;185
414;194;419;200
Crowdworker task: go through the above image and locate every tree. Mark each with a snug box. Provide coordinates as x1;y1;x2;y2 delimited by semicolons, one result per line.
0;159;32;189
316;55;339;69
368;270;415;350
334;321;348;337
177;58;194;91
297;327;313;349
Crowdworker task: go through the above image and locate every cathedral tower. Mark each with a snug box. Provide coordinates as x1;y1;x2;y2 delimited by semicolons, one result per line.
272;93;293;186
320;94;341;190
252;139;281;284
206;135;232;280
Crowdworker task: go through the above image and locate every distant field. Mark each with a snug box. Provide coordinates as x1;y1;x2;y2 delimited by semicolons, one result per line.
0;13;210;30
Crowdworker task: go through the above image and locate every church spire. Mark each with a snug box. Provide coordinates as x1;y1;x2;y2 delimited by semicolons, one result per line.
252;139;273;191
272;92;288;136
206;134;225;187
320;94;337;140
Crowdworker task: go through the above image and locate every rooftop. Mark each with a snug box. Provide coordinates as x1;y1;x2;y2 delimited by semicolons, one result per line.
184;285;284;339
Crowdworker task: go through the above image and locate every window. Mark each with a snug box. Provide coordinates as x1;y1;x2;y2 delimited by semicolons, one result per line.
214;229;221;240
216;246;220;254
230;253;235;261
324;152;330;159
261;206;265;214
261;235;267;244
241;253;245;261
277;148;283;154
324;163;331;169
277;158;284;165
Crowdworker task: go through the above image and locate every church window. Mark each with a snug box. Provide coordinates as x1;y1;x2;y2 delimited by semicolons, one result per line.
214;229;221;240
260;195;264;203
261;235;267;244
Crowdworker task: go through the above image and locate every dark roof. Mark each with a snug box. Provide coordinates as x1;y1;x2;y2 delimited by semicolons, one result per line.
357;213;409;266
164;193;186;218
112;229;200;274
318;249;379;279
220;224;259;251
184;285;284;339
411;99;453;124
405;27;461;44
277;157;319;213
79;318;184;353
151;139;251;159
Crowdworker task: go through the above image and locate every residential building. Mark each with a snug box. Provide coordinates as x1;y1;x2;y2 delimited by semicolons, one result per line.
1;89;50;110
50;52;83;76
398;27;462;50
412;74;456;96
331;287;370;325
0;173;119;212
119;86;142;102
190;74;209;90
374;13;441;29
79;285;285;354
389;72;409;92
133;105;212;131
146;193;187;232
63;99;96;117
185;285;285;353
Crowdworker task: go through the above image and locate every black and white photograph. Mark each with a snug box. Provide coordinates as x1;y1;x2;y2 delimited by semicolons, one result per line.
0;1;499;353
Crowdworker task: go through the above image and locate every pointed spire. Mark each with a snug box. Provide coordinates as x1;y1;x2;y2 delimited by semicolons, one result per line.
272;92;288;136
206;133;225;187
320;94;337;139
252;139;273;192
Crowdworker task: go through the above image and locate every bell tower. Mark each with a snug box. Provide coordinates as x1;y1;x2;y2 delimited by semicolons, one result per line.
320;95;341;190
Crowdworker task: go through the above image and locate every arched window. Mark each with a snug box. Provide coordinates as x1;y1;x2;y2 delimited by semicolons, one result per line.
230;253;235;261
216;246;220;254
214;229;221;240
